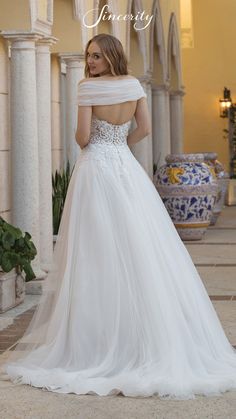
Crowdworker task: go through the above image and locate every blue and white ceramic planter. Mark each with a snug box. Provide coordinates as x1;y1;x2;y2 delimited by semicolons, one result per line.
154;153;219;240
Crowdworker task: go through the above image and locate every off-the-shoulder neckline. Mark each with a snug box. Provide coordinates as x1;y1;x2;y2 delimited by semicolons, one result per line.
79;76;137;84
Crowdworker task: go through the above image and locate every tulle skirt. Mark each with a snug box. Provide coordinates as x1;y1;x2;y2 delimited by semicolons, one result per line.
3;142;236;399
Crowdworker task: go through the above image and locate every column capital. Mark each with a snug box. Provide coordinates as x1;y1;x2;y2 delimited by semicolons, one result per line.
1;30;44;43
36;37;58;55
36;36;58;47
169;87;186;97
58;53;85;72
151;83;170;94
58;52;85;63
138;73;153;85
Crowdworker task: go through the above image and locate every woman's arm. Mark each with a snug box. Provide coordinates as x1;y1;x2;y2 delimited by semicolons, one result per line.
127;97;151;146
75;105;92;149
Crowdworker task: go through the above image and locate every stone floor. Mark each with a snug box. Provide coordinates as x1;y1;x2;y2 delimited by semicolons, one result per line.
0;205;236;418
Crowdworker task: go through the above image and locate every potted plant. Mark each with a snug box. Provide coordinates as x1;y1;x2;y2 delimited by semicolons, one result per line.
52;161;74;243
0;216;37;313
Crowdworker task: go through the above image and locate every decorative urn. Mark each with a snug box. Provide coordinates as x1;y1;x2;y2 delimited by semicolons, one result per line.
154;153;219;240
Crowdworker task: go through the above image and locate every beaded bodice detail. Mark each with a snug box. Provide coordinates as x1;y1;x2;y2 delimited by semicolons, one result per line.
77;115;134;179
89;115;132;146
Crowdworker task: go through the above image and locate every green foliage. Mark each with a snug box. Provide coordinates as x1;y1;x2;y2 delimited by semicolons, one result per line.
0;217;37;281
52;161;74;235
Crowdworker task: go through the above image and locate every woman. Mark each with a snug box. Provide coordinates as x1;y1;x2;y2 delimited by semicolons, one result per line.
2;33;236;399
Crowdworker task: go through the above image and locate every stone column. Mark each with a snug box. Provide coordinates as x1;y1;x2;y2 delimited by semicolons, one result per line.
59;61;67;168
59;53;85;168
2;32;46;279
169;89;185;154
152;84;171;169
36;37;57;271
130;76;153;179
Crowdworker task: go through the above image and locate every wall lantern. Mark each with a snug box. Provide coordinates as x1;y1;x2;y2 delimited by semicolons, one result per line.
219;87;232;118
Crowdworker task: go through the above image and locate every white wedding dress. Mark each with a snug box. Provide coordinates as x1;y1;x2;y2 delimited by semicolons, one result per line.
2;78;236;399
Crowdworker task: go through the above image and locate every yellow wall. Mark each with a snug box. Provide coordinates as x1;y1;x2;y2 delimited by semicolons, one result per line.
0;0;30;30
182;0;236;171
159;0;181;44
51;0;82;53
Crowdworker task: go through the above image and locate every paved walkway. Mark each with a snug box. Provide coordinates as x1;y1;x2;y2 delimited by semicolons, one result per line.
0;206;236;418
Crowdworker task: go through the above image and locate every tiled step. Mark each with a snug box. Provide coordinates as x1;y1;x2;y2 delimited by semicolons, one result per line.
184;228;236;244
209;206;236;229
197;266;236;296
185;244;236;265
0;306;36;354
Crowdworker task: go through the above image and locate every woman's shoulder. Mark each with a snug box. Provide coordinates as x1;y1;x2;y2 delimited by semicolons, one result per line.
78;75;137;84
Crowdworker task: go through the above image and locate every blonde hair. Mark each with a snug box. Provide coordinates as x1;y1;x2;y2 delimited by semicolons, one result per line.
84;33;129;78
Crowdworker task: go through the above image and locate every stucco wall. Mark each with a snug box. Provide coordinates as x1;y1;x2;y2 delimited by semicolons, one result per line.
182;0;235;170
0;0;30;31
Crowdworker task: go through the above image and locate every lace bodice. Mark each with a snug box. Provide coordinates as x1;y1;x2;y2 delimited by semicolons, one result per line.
76;77;146;169
77;115;134;180
89;115;132;146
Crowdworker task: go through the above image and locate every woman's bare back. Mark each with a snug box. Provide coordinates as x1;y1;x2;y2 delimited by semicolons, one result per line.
92;101;137;125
